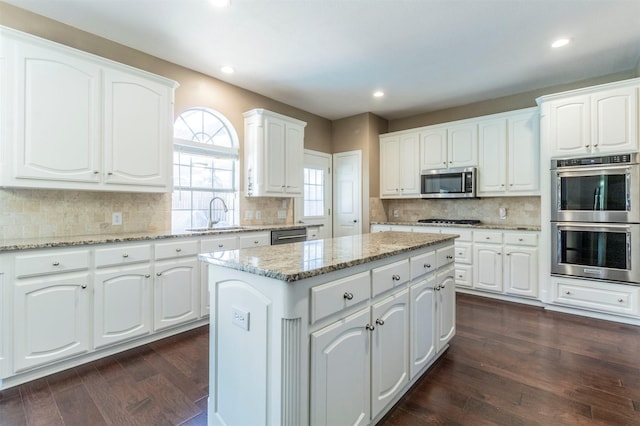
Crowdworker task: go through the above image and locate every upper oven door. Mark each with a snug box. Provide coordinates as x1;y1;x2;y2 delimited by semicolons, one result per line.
551;164;639;223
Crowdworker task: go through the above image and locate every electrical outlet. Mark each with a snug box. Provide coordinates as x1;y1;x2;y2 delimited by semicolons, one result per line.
112;212;122;225
499;207;507;220
245;210;254;220
255;211;261;220
393;209;399;218
232;306;250;331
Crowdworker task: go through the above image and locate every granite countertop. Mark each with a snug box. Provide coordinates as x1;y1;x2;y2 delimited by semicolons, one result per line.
373;221;541;232
0;224;316;252
199;231;457;283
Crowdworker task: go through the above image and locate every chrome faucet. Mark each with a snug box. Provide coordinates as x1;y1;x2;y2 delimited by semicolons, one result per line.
208;196;229;228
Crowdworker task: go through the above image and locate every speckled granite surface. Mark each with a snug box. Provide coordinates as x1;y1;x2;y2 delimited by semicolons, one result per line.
372;221;541;232
0;224;316;252
200;231;456;282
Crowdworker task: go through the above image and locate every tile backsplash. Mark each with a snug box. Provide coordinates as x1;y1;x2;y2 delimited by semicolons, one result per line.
0;189;171;239
381;196;541;227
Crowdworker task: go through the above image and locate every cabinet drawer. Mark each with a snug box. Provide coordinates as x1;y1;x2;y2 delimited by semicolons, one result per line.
239;232;271;248
436;245;455;268
448;228;472;241
154;240;199;260
454;242;472;264
410;251;436;279
504;233;537;246
310;271;370;323
15;249;90;278
95;244;151;268
553;279;638;316
454;264;473;287
474;231;503;244
201;236;238;252
372;259;410;297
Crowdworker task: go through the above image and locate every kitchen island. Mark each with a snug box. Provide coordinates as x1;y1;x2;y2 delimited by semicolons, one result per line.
199;231;457;426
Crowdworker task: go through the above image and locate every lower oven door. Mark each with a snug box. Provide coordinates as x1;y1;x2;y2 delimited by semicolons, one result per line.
551;222;640;283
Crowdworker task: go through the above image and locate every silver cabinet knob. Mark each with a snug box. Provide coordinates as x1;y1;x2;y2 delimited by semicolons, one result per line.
618;298;624;303
446;255;453;259
392;274;401;281
424;263;431;269
52;261;60;266
156;272;162;276
81;284;87;289
144;274;151;278
343;292;354;300
122;253;129;258
365;324;375;331
175;248;182;252
375;318;385;326
565;290;571;295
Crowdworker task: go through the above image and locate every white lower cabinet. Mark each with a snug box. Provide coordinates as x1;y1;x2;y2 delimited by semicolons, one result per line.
473;243;503;292
153;257;199;331
371;289;409;418
14;273;90;371
310;307;371;426
94;265;152;349
551;276;639;317
409;273;436;379
504;245;538;298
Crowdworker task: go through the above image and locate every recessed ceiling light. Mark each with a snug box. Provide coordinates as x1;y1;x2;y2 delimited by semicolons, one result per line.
210;0;230;7
551;38;571;48
373;91;385;98
221;65;235;74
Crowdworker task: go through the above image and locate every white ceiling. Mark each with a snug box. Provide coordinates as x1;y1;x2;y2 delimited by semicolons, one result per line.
4;0;640;120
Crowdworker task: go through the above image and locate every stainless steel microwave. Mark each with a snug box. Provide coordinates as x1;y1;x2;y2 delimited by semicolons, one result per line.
420;167;476;199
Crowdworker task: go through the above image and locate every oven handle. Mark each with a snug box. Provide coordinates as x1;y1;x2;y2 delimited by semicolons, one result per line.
553;222;633;232
555;164;631;177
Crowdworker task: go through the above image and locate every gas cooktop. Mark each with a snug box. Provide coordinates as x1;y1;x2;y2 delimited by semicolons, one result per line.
418;219;481;225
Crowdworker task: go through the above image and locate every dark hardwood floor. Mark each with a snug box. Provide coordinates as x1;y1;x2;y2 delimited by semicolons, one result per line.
1;293;639;425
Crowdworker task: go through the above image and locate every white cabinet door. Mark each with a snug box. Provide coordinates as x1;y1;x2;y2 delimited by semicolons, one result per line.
592;87;638;154
448;123;477;168
94;265;152;348
473;244;503;292
103;68;171;189
153;258;199;331
508;110;539;193
549;95;590;156
380;136;400;197
12;40;101;183
504;246;538;298
284;121;304;194
264;116;287;193
310;307;370;426
409;274;436;379
14;274;90;371
436;266;455;352
420;127;448;170
398;133;421;196
371;289;409;418
478;118;507;193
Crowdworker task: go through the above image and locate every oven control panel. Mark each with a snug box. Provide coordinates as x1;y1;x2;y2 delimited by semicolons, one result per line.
553;153;636;168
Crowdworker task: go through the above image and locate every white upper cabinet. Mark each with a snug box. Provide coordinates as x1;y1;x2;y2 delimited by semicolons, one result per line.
419;123;477;170
0;27;177;192
244;109;306;197
103;67;173;188
478;108;539;196
540;80;639;157
380;132;420;198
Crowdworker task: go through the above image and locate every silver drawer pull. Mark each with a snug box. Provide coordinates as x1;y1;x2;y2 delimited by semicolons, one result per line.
446;255;453;260
254;240;259;244
175;248;182;252
343;292;354;300
218;244;224;248
145;274;151;278
122;253;129;258
52;261;60;266
618;298;624;303
375;318;385;326
392;274;401;281
424;263;431;268
565;290;571;295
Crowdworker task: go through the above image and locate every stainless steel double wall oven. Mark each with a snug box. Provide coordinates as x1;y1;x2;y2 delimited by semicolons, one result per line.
551;153;640;284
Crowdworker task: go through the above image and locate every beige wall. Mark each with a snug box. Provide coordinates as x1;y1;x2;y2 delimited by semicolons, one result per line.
388;71;636;132
0;3;332;239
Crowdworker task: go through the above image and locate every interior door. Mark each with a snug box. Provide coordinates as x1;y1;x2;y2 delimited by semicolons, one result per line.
333;150;362;237
294;150;332;239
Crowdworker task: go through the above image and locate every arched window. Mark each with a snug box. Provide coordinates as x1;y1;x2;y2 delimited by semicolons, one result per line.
172;108;239;231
